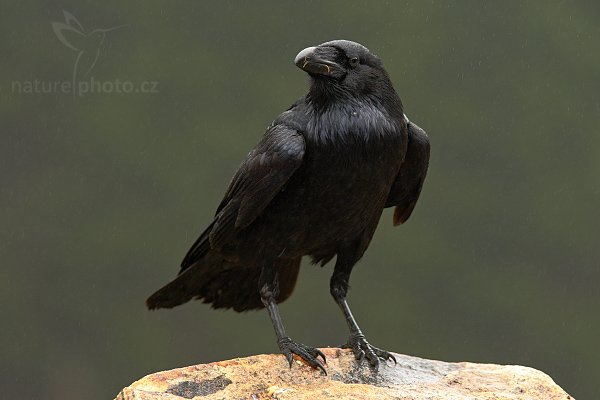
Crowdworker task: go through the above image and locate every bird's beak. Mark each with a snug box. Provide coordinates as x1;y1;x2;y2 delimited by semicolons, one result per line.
294;46;341;77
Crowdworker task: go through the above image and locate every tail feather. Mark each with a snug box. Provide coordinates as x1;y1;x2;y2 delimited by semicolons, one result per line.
180;221;215;271
146;252;301;312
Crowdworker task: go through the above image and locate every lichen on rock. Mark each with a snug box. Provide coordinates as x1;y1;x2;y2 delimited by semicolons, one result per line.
115;348;573;400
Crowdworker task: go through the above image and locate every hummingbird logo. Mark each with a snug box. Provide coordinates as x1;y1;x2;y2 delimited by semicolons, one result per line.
51;10;124;90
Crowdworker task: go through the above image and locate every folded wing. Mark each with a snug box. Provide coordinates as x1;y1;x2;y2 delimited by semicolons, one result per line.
385;119;430;226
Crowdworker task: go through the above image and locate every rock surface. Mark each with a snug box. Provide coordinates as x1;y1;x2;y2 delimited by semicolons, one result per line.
116;348;573;400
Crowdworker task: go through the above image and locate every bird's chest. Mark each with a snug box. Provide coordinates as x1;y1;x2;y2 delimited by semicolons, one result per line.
299;141;400;209
303;106;405;178
289;109;404;216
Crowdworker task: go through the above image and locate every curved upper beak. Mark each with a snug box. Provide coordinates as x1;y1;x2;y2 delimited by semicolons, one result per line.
294;46;340;76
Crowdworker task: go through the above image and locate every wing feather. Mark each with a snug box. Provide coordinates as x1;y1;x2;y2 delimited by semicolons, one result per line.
385;119;430;225
180;124;305;270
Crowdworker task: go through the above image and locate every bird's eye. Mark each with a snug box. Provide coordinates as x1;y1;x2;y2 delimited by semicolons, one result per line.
349;57;359;67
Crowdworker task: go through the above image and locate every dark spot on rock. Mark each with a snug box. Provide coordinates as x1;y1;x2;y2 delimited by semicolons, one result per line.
330;363;384;386
166;375;232;398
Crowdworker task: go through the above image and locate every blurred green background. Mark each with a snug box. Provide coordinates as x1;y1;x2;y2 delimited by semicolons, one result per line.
1;1;598;399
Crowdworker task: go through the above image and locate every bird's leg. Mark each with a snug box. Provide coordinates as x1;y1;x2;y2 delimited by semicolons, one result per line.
259;262;326;373
330;259;397;370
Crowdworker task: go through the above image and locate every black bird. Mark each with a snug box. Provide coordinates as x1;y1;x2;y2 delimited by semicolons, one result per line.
147;40;430;373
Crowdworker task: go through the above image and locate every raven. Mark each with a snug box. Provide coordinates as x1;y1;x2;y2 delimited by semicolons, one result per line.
147;40;430;373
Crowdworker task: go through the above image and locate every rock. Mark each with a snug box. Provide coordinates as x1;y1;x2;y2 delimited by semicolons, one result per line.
115;348;573;400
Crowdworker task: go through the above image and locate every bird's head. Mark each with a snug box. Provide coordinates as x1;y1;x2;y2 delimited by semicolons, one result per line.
294;40;393;102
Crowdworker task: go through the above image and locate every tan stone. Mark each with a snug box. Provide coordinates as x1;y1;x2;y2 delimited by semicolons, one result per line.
115;348;574;400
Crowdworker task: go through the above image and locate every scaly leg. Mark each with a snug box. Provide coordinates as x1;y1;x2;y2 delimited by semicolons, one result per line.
330;256;396;370
259;262;326;373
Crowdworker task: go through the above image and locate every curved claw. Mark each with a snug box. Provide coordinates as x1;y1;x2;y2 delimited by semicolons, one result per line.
356;349;365;361
285;352;294;368
343;335;396;370
313;348;327;364
277;337;327;375
365;349;380;370
370;358;380;371
380;351;396;364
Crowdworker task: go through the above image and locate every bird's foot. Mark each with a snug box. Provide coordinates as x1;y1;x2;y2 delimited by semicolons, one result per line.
277;336;327;374
342;333;397;370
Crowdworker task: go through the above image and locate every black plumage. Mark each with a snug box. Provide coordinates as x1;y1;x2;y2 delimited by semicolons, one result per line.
147;40;430;373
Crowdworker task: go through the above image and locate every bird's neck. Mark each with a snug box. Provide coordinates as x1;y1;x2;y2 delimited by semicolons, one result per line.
304;98;402;146
306;81;403;118
306;82;350;111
